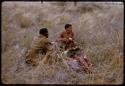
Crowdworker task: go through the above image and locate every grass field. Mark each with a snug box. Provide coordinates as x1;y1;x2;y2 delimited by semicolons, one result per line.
1;1;124;84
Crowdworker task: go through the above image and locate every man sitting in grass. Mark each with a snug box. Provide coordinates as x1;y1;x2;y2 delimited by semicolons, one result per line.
56;24;77;51
56;24;93;73
25;28;53;66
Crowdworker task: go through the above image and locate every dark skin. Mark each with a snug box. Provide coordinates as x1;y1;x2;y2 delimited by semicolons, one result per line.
57;26;74;42
57;26;77;50
65;26;73;34
44;32;48;38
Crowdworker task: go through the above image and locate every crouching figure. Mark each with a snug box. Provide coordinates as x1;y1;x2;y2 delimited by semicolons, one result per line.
25;28;53;66
67;48;93;73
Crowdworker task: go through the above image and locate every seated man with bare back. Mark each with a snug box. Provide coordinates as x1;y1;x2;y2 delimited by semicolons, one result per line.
56;24;77;51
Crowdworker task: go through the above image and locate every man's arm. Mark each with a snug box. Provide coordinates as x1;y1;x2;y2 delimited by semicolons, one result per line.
70;32;75;40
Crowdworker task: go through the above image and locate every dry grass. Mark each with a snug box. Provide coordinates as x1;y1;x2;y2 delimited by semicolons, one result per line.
1;1;123;84
14;13;33;28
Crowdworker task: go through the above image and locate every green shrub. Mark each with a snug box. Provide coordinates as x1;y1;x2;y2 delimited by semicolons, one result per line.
14;13;33;28
19;16;33;28
2;20;8;31
39;20;53;28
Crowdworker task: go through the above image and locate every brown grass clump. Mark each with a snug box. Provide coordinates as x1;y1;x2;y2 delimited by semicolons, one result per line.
14;14;33;28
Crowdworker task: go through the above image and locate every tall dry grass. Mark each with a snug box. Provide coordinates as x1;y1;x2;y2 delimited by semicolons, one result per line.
1;2;123;84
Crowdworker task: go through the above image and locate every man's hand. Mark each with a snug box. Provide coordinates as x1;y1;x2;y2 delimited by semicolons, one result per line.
69;37;73;41
56;38;73;43
51;42;56;44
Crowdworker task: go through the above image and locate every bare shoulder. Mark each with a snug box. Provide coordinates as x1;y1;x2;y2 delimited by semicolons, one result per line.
60;31;66;36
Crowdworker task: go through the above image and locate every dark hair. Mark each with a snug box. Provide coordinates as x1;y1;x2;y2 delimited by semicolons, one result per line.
65;24;72;29
39;28;48;35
